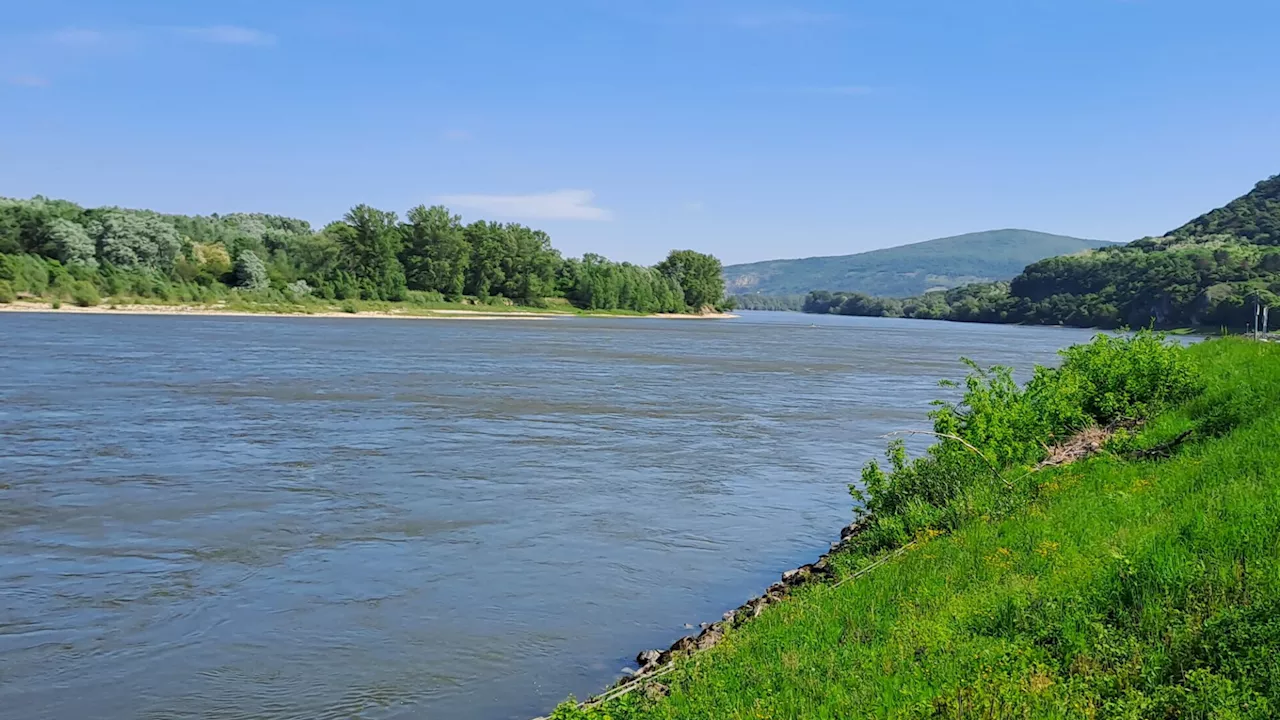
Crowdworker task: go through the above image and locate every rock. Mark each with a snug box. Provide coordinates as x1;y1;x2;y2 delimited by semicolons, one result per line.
782;565;813;585
669;635;697;654
643;683;670;701
695;623;724;650
636;649;661;667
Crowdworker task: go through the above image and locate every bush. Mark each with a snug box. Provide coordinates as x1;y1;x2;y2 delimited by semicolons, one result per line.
340;300;359;314
404;290;445;307
70;280;100;307
852;330;1202;554
0;280;14;303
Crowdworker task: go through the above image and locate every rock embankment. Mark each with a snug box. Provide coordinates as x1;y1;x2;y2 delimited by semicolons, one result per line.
537;519;867;716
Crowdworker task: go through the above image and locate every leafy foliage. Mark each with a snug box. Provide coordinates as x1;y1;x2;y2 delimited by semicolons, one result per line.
0;195;730;314
852;330;1199;553
730;294;805;311
232;250;269;290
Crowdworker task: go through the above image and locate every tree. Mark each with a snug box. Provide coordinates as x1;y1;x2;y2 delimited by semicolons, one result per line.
401;205;470;297
46;218;97;268
657;249;726;310
87;210;182;271
233;250;269;290
464;220;509;297
332;205;406;301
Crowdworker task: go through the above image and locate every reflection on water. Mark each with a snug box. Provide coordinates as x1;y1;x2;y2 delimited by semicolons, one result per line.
0;311;1098;719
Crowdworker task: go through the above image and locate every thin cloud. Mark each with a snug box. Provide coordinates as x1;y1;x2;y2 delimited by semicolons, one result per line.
441;129;473;142
174;25;276;46
6;75;50;87
436;190;613;221
729;9;842;29
50;28;111;47
800;85;873;96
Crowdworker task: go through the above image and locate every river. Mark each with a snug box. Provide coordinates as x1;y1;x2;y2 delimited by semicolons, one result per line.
0;310;1099;719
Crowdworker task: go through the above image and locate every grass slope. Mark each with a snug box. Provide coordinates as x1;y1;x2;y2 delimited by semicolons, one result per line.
556;338;1280;719
724;230;1112;298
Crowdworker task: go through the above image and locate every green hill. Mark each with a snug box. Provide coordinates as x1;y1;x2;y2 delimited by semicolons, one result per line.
803;174;1280;329
724;229;1113;298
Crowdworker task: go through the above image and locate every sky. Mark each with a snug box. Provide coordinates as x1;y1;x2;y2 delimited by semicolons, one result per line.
1;0;1278;266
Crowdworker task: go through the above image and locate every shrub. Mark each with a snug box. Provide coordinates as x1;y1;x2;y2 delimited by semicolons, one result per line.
404;290;445;307
340;300;359;314
852;331;1201;554
0;280;14;303
233;250;269;290
70;280;100;307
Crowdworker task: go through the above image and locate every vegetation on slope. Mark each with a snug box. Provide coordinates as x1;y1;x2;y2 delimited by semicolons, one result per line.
552;334;1280;719
0;197;731;314
724;229;1108;299
804;175;1280;329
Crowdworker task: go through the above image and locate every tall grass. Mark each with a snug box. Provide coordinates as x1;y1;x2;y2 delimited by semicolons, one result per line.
553;337;1280;719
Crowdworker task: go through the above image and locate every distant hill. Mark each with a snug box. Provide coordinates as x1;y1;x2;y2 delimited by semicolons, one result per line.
724;229;1115;298
803;174;1280;330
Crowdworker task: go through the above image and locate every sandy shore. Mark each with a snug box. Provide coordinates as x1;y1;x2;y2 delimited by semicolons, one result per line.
0;301;738;321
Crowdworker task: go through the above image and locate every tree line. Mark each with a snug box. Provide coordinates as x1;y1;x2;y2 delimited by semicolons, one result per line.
731;294;805;312
803;175;1280;330
0;196;731;313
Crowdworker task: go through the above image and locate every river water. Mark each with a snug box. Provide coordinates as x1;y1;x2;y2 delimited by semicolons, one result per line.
0;311;1098;719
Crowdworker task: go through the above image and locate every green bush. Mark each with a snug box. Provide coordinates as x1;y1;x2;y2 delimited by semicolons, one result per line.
340;300;359;314
0;280;14;303
852;330;1201;554
404;290;445;307
70;280;100;307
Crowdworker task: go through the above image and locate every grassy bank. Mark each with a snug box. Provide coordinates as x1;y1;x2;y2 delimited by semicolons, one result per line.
552;337;1280;719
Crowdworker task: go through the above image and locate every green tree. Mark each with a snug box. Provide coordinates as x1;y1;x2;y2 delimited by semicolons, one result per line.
401;205;470;297
233;250;269;290
657;249;726;310
46;218;97;268
332;205;406;301
87;210;182;272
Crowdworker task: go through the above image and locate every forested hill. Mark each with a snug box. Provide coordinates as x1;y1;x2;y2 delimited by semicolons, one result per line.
724;229;1111;298
0;197;729;314
1168;174;1280;243
803;174;1280;330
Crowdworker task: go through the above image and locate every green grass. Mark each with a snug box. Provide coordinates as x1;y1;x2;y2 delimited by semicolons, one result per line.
555;339;1280;719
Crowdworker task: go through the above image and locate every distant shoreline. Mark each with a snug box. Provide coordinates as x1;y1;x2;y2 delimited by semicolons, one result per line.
0;301;739;322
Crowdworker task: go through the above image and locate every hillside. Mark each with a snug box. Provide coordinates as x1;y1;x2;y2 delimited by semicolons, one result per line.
724;229;1112;298
803;174;1280;329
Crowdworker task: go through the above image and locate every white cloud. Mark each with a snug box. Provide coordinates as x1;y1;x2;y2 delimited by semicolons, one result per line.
6;75;50;87
800;85;872;96
174;25;276;46
729;9;841;29
50;28;110;47
436;190;613;221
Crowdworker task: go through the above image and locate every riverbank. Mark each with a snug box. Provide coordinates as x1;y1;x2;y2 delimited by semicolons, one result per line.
547;337;1280;719
0;300;738;321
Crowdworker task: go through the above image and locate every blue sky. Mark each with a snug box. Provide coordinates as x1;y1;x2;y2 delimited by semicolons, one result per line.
2;0;1278;265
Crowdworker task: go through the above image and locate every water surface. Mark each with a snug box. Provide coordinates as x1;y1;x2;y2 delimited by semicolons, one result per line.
0;311;1098;719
